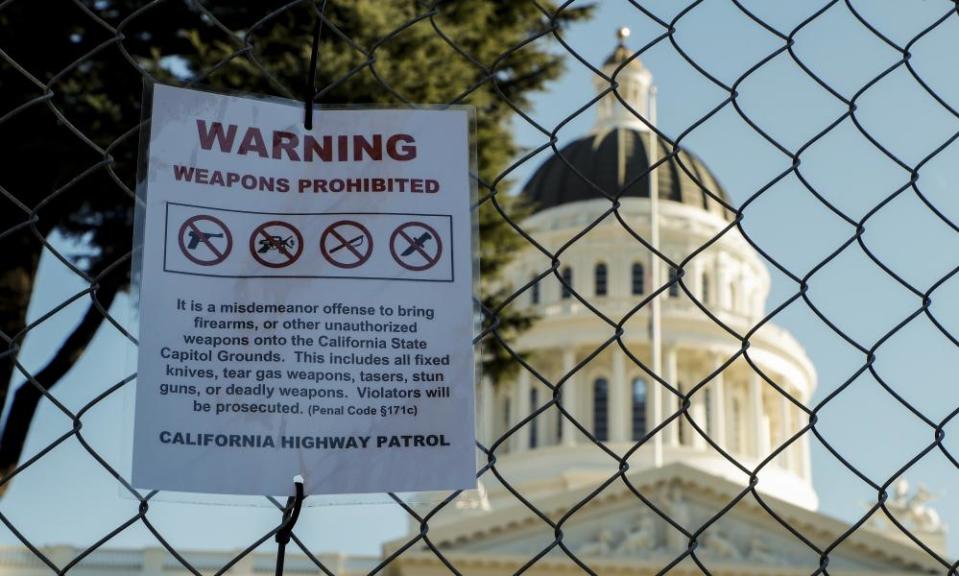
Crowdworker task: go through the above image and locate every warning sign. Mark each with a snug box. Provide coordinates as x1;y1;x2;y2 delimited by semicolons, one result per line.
320;220;373;269
250;221;303;268
177;215;232;266
133;84;476;497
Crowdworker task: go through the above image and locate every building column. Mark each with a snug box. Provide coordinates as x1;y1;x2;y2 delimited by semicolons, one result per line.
611;348;628;442
535;384;548;448
142;548;165;576
649;349;663;465
512;369;531;452
709;355;726;448
798;403;812;480
748;369;770;458
779;390;793;470
480;376;494;445
561;349;577;445
715;255;728;310
665;346;679;446
689;376;706;449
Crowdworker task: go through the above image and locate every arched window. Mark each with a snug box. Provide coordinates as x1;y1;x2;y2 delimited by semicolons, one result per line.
631;377;648;441
593;378;609;442
595;263;608;296
529;388;539;448
631;263;645;295
530;275;540;305
701;273;710;305
561;266;573;300
668;267;680;298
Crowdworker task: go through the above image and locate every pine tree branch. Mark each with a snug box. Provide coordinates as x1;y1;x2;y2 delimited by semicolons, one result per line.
0;274;122;495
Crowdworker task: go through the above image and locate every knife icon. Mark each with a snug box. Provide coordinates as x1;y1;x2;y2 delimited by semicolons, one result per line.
401;232;433;256
330;235;365;253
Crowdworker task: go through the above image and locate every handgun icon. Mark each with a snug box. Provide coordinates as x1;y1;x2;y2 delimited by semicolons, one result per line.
187;230;223;250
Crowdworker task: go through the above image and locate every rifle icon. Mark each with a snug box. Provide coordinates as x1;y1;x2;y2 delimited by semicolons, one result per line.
187;230;224;250
258;235;296;253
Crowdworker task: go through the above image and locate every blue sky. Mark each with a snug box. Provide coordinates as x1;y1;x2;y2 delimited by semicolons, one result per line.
3;0;959;562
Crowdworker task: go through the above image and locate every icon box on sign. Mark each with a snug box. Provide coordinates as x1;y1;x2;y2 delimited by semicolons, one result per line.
164;203;454;282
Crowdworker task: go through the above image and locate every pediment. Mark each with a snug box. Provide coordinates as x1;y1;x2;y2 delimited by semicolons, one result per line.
386;464;941;574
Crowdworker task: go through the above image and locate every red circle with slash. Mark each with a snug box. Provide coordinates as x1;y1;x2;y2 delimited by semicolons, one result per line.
320;220;374;269
249;221;304;268
390;221;442;272
177;214;232;266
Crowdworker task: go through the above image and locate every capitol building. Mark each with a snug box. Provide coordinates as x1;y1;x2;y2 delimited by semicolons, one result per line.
383;30;947;576
1;31;946;576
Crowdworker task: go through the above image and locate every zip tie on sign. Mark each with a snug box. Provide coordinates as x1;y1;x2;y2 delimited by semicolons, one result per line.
274;475;306;576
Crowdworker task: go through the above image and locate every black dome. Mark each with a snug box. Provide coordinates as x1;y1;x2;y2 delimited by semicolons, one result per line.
522;128;733;221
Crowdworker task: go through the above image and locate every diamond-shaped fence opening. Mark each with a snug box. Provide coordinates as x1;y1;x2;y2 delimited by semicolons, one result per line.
2;1;959;575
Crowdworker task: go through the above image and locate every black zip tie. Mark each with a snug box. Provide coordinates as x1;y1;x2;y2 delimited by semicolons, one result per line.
303;7;324;130
274;477;305;576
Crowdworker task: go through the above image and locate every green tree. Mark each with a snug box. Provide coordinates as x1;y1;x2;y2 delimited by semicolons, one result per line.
0;1;590;488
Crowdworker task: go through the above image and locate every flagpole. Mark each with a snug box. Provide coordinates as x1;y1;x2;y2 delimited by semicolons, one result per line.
648;84;664;468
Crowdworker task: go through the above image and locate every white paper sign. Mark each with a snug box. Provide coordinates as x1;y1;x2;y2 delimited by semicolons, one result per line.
132;84;476;496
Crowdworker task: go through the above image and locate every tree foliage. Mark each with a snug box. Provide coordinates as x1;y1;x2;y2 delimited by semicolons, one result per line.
0;0;590;486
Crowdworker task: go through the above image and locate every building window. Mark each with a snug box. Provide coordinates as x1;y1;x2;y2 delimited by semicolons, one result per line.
701;273;710;305
530;275;540;305
668;267;680;298
593;378;609;442
504;397;511;433
561;266;573;300
632;263;645;295
631;377;647;441
530;388;539;448
595;262;608;297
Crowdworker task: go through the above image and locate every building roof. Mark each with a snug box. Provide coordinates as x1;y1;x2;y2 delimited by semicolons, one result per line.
385;462;945;573
521;128;734;221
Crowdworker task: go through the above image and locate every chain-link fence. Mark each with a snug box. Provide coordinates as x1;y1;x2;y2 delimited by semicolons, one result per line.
2;0;959;574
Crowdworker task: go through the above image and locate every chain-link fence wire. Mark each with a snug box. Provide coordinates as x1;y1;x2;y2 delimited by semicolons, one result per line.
2;0;959;574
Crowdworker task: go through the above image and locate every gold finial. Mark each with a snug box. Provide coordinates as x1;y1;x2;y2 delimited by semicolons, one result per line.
617;27;631;45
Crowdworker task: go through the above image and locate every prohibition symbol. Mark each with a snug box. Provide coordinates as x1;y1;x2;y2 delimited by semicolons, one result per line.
178;214;232;266
320;220;373;269
390;221;443;272
249;221;304;268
